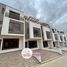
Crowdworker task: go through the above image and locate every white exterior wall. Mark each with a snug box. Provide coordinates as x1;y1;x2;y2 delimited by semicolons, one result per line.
29;21;41;39
42;26;51;40
42;26;54;48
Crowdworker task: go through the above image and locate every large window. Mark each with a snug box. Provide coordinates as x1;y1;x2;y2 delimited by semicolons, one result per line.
2;39;19;50
33;27;41;37
46;31;51;39
54;34;58;40
9;20;24;34
9;11;20;20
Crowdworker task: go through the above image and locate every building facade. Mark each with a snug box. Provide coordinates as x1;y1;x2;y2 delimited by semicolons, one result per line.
0;3;25;53
25;16;43;50
0;3;67;53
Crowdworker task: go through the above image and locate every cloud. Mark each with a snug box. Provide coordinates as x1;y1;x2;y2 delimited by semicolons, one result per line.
0;0;67;34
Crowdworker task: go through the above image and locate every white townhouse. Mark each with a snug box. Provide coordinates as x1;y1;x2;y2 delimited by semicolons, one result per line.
41;23;54;49
51;28;60;48
59;31;67;47
0;3;25;53
24;16;43;50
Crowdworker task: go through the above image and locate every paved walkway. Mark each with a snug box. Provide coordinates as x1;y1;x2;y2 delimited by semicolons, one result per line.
0;50;61;67
38;53;67;67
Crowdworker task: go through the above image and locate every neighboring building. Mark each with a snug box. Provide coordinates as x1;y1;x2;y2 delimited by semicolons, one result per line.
24;16;43;49
59;31;67;47
0;3;25;53
41;23;53;49
51;28;60;48
51;28;67;48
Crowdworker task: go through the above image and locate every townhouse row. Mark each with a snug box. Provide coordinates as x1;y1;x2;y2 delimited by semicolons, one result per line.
0;3;67;53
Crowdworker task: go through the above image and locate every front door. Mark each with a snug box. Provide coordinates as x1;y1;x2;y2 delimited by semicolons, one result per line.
28;41;37;48
43;41;48;47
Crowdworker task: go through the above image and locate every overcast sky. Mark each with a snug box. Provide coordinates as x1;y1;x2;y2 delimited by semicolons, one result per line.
0;0;67;35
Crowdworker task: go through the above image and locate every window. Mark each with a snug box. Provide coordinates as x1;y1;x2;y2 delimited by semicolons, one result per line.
25;41;37;48
52;29;55;33
33;27;41;37
64;37;66;41
0;40;1;48
28;41;37;48
25;42;27;48
43;41;48;47
0;21;2;24
9;20;24;34
0;21;2;34
2;39;19;50
9;11;20;20
46;31;51;39
60;36;63;41
54;34;58;40
0;7;5;14
2;8;5;14
25;22;29;39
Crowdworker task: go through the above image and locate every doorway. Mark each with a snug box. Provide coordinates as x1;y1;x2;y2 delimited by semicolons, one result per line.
43;41;48;47
28;41;37;48
53;42;55;47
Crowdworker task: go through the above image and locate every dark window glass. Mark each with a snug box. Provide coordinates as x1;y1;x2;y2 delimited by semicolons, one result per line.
2;39;19;50
33;27;41;37
0;21;2;24
9;11;20;20
28;41;37;48
60;36;63;41
54;34;58;40
25;22;29;39
9;20;24;34
25;42;27;48
53;42;55;47
0;40;1;48
46;31;51;39
52;29;55;33
43;41;48;47
64;37;66;41
0;21;2;34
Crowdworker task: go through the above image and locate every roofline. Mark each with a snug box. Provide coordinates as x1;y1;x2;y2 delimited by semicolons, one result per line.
0;2;24;13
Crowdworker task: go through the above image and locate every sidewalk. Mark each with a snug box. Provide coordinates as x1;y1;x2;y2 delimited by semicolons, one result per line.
38;54;67;67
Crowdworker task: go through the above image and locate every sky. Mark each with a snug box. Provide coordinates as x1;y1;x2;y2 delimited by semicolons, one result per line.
0;0;67;35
